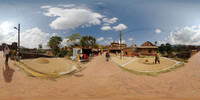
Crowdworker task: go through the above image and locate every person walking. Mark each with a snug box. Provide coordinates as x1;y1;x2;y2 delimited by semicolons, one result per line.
3;45;10;63
105;51;110;62
155;52;160;64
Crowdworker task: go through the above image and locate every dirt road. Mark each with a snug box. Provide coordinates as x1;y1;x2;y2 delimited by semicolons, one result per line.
1;51;200;100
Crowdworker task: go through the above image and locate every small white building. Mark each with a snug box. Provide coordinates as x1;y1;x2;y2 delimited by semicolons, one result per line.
70;48;82;60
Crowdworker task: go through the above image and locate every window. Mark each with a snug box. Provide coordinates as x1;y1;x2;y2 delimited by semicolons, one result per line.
149;50;152;53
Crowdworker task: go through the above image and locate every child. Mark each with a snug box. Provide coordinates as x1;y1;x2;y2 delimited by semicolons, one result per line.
155;52;160;64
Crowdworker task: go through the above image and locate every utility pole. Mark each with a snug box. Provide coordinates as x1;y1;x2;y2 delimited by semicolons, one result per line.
18;23;20;59
14;23;20;59
120;30;122;59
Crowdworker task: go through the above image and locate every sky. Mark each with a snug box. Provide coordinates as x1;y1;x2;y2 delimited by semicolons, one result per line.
1;0;200;48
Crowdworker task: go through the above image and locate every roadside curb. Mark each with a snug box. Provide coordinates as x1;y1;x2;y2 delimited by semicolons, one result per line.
14;61;60;78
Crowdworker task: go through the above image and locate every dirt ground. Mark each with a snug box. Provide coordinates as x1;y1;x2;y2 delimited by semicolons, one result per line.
111;56;178;72
125;57;177;72
111;55;137;65
20;58;75;74
1;51;200;100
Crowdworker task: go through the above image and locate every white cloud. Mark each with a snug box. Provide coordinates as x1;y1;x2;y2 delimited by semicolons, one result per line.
119;40;126;44
104;40;112;45
42;5;103;30
108;37;112;40
102;37;113;45
61;38;69;47
21;27;51;48
0;22;16;45
97;37;104;41
103;17;118;25
113;24;127;31
58;4;76;8
155;29;162;34
101;26;112;31
41;5;52;9
52;33;58;36
36;11;42;14
0;22;51;49
128;38;133;41
165;25;200;45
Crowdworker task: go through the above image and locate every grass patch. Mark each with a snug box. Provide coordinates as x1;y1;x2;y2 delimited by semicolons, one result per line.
170;57;188;63
119;62;184;76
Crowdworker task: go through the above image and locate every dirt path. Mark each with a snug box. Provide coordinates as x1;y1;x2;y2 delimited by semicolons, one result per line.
1;51;200;100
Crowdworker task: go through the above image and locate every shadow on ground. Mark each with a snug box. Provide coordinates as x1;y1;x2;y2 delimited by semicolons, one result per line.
3;63;15;83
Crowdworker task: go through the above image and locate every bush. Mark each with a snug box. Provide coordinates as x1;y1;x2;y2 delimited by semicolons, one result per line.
57;50;68;57
67;50;73;57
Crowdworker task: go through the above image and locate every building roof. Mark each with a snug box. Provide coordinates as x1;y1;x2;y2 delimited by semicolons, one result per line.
137;46;158;49
131;43;136;47
141;41;155;46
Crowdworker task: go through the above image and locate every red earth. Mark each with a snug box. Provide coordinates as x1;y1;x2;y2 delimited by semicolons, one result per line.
1;51;200;100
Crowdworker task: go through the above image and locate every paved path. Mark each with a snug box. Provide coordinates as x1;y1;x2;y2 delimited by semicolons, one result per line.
1;51;200;100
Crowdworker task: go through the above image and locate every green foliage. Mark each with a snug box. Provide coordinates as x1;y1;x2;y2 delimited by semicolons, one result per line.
67;50;73;57
155;41;157;46
80;36;96;48
38;44;42;49
66;33;81;46
57;50;68;57
173;44;192;52
158;43;173;54
48;36;62;56
165;43;173;54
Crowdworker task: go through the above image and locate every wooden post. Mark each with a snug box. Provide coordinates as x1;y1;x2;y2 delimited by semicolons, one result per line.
120;30;122;59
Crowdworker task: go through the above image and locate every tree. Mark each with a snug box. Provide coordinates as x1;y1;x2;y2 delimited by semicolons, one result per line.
158;44;165;54
165;43;173;54
155;41;157;46
80;36;96;48
38;44;42;50
66;33;81;46
48;36;62;56
158;43;173;54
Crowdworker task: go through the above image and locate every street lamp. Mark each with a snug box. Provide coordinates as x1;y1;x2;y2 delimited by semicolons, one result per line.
14;23;20;59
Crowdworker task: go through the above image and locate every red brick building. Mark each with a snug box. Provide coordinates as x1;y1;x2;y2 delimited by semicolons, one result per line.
123;41;158;56
108;42;127;53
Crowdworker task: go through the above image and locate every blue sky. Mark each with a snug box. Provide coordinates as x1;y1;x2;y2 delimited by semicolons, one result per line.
1;0;200;48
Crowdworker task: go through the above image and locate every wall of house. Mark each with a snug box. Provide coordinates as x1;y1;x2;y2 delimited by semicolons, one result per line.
123;48;138;56
123;48;157;56
138;48;156;56
109;50;121;53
